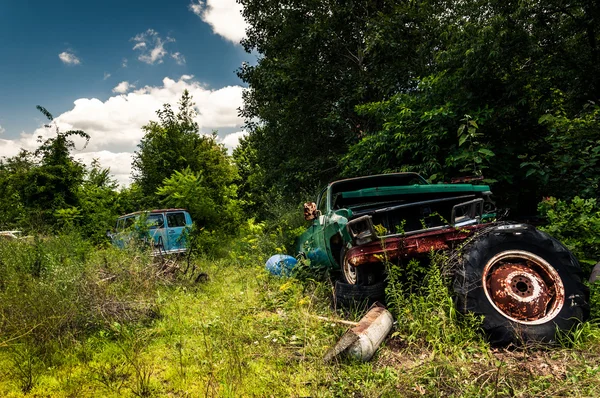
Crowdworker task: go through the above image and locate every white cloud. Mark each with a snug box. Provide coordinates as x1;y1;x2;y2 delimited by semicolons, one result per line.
0;125;5;134
58;51;81;65
0;76;245;186
112;81;134;94
220;130;247;153
131;29;181;65
189;0;247;44
0;138;21;158
122;58;128;68
171;52;186;65
74;151;134;187
103;72;111;80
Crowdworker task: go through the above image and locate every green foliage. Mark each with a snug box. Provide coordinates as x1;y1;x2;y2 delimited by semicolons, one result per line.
385;252;484;353
77;160;121;244
0;234;162;394
132;90;239;213
590;282;600;321
0;150;33;229
538;196;600;269
240;0;600;214
232;133;268;218
9;106;89;229
342;77;496;182
156;166;240;233
522;99;600;199
238;0;426;199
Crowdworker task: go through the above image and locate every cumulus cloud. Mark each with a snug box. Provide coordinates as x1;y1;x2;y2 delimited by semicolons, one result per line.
189;0;248;44
0;76;245;186
221;130;247;153
58;51;81;65
112;81;135;94
131;29;183;65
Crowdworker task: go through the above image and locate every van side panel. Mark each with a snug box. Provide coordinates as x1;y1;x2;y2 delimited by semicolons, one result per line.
165;211;189;253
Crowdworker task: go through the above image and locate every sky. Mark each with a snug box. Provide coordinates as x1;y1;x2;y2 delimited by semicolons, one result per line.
0;0;252;185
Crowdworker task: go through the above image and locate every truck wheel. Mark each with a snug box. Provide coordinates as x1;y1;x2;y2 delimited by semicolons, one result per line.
453;224;589;345
341;250;383;286
334;280;386;308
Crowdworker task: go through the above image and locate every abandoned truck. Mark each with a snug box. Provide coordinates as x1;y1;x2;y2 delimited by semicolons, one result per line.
296;173;589;344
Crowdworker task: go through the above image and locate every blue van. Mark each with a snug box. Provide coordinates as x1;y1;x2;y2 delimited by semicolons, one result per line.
110;209;193;255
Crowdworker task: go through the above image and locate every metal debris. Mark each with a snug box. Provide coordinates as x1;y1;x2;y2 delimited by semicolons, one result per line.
324;302;394;363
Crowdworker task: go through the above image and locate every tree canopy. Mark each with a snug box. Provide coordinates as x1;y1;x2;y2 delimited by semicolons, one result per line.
238;0;600;213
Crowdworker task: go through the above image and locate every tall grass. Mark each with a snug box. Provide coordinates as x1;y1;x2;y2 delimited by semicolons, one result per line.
0;233;162;393
2;228;600;396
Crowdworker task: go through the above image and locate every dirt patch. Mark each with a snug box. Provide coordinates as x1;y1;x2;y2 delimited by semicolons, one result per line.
375;337;430;371
490;347;568;379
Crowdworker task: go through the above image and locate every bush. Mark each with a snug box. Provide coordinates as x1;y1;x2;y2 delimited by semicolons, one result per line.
0;234;162;369
538;196;600;272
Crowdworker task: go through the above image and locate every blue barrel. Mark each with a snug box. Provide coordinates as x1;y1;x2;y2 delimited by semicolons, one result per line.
265;254;298;276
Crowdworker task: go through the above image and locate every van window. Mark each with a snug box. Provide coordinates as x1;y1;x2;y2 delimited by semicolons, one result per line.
124;216;135;229
147;214;164;229
167;212;187;227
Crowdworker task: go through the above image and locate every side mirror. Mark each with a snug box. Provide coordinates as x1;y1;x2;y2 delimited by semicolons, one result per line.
303;202;318;221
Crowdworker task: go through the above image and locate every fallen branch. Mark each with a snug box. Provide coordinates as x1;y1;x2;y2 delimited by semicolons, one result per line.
304;313;359;327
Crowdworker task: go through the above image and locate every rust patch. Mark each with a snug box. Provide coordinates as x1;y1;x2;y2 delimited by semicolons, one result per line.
303;202;318;221
346;225;482;268
486;262;561;322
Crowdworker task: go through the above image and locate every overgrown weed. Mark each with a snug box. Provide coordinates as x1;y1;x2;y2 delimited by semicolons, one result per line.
386;251;486;355
2;228;600;396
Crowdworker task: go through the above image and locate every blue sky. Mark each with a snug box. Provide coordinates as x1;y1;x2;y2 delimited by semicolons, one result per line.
0;0;252;184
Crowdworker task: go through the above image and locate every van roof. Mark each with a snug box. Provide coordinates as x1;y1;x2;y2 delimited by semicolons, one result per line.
118;209;188;218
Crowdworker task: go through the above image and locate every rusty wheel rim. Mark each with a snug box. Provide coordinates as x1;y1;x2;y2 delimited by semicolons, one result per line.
482;250;565;325
343;256;358;285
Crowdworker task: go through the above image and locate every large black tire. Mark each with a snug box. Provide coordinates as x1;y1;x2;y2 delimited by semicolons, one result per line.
334;280;386;309
340;249;384;286
453;223;589;345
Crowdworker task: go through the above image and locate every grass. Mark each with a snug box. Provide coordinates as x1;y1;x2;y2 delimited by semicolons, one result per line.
1;236;600;396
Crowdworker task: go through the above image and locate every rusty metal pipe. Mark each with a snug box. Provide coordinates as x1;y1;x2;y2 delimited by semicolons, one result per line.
324;302;394;362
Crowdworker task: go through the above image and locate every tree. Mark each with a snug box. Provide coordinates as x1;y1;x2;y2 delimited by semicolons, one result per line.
18;106;89;229
0;151;34;229
240;0;600;213
132;90;239;208
133;90;241;237
77;159;121;243
238;0;441;199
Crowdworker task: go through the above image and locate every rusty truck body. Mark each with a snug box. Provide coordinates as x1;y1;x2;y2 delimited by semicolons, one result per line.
296;173;588;345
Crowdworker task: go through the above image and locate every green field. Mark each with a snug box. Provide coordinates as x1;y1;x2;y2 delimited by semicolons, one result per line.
1;234;600;397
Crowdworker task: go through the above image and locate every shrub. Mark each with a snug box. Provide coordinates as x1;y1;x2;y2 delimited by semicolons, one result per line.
385;252;484;353
0;233;162;386
538;196;600;272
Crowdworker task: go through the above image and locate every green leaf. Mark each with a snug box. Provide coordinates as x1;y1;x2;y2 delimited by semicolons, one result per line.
538;114;555;125
478;148;495;157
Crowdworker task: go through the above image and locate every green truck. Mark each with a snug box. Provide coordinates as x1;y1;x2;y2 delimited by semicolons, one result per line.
296;173;589;345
